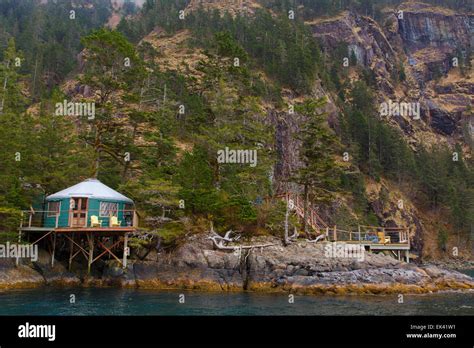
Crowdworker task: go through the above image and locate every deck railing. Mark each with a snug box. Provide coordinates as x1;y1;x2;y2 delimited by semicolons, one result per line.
274;192;328;232
324;225;410;247
20;209;138;229
270;193;409;247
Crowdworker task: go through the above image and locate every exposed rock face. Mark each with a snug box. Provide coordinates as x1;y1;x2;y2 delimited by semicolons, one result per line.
268;82;339;193
132;237;245;290
268;108;304;193
309;11;397;95
0;259;44;289
1;239;472;294
422;76;473;136
186;0;262;17
313;11;396;61
0;251;80;289
307;2;473;142
397;2;472;51
111;236;474;294
365;179;424;256
31;249;80;286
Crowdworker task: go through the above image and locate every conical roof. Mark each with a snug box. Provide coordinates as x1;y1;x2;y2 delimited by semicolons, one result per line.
46;178;133;203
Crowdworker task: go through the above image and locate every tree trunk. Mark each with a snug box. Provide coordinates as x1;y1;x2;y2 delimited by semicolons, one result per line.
283;200;289;246
0;61;10;114
303;183;309;238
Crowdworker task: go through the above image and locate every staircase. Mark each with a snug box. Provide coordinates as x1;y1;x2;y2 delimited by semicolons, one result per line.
278;193;328;233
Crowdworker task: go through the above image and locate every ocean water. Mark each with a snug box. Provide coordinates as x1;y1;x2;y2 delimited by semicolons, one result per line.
0;287;472;316
461;269;474;278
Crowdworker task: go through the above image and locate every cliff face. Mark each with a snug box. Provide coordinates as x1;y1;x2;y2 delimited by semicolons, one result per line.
396;2;472;51
293;2;473;260
2;239;473;293
186;0;262;16
395;3;473;138
309;11;397;96
308;2;473;144
127;235;473;294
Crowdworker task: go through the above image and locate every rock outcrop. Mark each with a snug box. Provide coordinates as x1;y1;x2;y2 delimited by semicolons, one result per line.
2;238;472;294
0;259;44;289
186;0;262;17
307;2;473;143
396;2;472;51
0;250;81;290
109;236;474;294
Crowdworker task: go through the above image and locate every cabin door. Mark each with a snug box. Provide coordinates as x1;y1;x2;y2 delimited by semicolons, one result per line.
70;198;88;227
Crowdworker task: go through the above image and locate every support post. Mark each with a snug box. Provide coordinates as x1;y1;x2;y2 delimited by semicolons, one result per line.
87;232;94;274
358;225;361;242
407;228;411;249
333;226;337;242
16;214;23;267
405;250;409;263
123;233;129;269
69;233;74;271
51;232;57;267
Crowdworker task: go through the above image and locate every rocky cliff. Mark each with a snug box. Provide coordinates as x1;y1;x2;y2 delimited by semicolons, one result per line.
2;238;473;294
308;2;473;144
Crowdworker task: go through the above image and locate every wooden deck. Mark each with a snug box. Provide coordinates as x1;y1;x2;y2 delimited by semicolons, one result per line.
20;226;134;234
54;227;135;233
273;192;411;261
344;241;410;250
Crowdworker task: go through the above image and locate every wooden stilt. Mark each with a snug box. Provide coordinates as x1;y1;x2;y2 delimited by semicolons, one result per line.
123;233;128;269
87;232;94;274
16;216;22;266
405;250;409;263
51;232;57;267
68;232;75;271
95;239;122;263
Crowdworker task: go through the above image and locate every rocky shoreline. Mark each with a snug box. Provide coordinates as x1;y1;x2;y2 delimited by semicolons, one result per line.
1;236;473;295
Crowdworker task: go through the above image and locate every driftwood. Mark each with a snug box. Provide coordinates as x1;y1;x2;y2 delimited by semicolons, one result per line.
306;231;328;243
208;229;276;251
289;227;298;240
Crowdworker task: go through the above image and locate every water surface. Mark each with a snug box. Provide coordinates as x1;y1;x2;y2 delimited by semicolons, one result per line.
0;287;472;315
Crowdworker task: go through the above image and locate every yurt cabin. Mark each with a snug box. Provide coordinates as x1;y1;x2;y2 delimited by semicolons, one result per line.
43;178;136;229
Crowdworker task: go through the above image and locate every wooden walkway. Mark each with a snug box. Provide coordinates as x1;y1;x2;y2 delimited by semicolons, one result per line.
274;192;411;261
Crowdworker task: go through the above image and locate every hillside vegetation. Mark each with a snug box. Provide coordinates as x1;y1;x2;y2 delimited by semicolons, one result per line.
0;0;472;261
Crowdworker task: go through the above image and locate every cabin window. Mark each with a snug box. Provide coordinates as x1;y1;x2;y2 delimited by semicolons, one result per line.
47;201;61;217
99;202;118;217
123;203;134;226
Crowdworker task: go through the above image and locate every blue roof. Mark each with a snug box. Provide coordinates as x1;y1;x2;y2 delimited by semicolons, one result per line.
46;178;133;203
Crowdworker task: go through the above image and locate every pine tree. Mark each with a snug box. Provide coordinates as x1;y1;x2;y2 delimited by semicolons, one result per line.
80;29;146;179
294;98;341;235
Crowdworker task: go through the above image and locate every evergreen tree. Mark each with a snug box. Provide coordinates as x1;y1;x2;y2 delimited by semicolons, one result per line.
80;29;146;179
294;98;341;235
